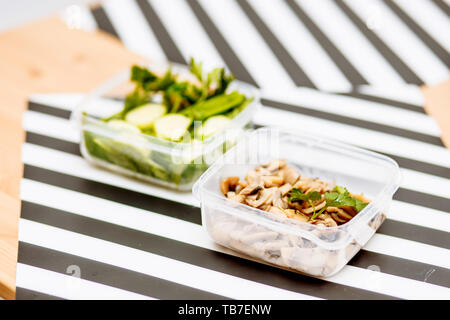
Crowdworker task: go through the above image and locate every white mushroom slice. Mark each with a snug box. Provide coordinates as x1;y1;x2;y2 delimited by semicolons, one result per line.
239;231;279;245
258;159;286;173
245;188;273;207
220;176;240;195
326;206;353;220
281;166;300;185
278;183;292;196
240;183;263;196
270;189;286;208
245;170;261;185
331;213;347;224
322;217;338;227
226;191;245;203
301;200;326;214
262;175;284;188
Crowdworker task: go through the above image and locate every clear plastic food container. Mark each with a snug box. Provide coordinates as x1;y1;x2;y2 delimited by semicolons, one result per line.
193;127;401;277
71;61;260;190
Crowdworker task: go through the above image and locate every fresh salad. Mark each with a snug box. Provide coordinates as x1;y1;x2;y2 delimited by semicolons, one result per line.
81;59;255;189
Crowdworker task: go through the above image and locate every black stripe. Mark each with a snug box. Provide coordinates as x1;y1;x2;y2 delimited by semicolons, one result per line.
373;151;450;179
185;0;258;87
23;164;201;225
284;0;368;85
340;91;426;114
261;98;444;146
431;0;450;17
383;0;450;68
236;0;316;88
333;0;423;85
348;250;450;288
21;133;450;249
26;132;80;156
28;102;72;119
135;0;186;64
394;188;450;214
378;219;450;250
18;241;227;300
24;101;450;178
15;287;64;300
91;6;120;38
20;201;398;299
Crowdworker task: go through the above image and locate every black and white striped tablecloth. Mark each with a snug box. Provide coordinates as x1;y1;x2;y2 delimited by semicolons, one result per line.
66;0;450;90
16;0;450;299
16;87;450;300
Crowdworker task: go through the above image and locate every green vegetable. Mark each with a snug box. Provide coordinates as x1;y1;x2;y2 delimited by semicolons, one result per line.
124;103;166;129
197;115;231;139
288;188;322;217
289;186;369;221
181;91;245;120
107;120;141;133
324;186;369;213
153;114;192;141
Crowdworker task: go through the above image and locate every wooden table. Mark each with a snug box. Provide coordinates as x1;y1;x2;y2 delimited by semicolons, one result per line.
0;16;448;300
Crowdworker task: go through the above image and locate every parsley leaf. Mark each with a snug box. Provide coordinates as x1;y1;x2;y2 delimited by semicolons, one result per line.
288;188;321;202
325;186;368;213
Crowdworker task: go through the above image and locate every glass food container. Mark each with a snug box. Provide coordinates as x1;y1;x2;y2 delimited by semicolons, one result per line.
71;61;260;191
193;127;401;277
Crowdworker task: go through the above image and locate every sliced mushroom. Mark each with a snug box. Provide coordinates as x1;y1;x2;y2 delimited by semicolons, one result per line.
226;191;245;203
245;188;273;208
220;176;240;195
326;207;353;221
278;183;292;196
281;166;300;185
245;170;261;185
331;213;347;224
258;159;286;173
301;200;326;214
340;205;358;217
262;175;284;188
240;183;263;196
271;189;288;209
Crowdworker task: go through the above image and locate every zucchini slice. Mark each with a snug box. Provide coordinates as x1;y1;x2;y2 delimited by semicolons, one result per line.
107;120;141;133
154;114;192;141
197;115;231;139
125;103;166;129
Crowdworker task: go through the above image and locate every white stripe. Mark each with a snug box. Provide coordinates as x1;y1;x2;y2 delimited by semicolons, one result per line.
102;0;166;61
395;0;450;53
389;200;450;233
29;93;84;111
345;0;449;85
19;219;317;300
367;233;450;269
248;0;351;92
23;111;79;143
16;263;152;300
400;168;450;199
356;84;425;106
329;265;450;300
262;87;441;136
19;181;450;299
199;0;296;89
296;0;405;86
255;106;450;168
149;0;225;71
